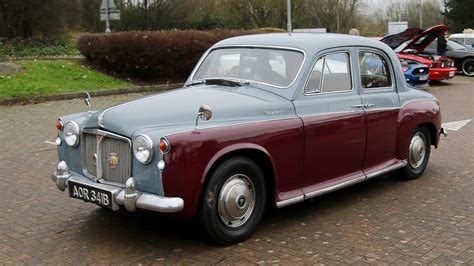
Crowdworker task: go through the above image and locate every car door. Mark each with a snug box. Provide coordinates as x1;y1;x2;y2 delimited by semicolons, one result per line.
357;50;402;176
293;49;367;196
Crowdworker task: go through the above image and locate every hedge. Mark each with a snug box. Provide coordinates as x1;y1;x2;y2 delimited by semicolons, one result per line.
77;29;283;82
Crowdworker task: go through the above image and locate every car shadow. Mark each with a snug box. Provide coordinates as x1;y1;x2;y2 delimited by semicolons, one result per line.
75;172;407;252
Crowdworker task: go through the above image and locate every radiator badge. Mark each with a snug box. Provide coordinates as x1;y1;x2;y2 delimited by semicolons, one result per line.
107;153;119;169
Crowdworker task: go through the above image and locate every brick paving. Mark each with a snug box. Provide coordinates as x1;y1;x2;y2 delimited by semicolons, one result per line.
0;77;473;264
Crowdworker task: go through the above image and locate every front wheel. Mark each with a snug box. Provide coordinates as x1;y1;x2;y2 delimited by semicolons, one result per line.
198;157;267;245
462;58;474;76
399;126;431;180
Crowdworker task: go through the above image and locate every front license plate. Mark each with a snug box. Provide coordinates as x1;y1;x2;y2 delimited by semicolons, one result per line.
449;71;455;77
68;181;113;209
419;74;428;81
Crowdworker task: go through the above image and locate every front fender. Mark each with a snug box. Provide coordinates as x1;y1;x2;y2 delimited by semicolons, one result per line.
161;118;305;220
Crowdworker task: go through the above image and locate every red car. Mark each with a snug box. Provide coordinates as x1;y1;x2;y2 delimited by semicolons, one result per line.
381;25;457;81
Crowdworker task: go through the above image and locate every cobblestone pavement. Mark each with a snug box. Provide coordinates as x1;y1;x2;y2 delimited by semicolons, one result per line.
1;77;473;265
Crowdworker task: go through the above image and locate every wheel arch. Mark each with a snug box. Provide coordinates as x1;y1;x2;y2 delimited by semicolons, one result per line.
417;122;438;148
200;144;277;207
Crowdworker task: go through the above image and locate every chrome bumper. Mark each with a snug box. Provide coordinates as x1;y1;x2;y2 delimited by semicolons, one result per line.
51;161;184;213
440;127;448;137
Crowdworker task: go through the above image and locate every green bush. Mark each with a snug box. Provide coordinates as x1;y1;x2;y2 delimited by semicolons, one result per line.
77;30;278;82
0;37;80;58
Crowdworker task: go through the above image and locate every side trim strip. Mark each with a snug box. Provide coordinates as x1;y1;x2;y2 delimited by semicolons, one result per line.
276;195;304;208
365;160;407;180
305;175;366;200
275;160;408;208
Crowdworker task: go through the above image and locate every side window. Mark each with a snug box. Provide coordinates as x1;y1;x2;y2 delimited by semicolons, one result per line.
304;52;352;94
359;51;392;89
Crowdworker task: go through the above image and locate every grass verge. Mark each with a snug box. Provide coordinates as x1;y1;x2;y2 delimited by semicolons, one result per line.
0;60;131;99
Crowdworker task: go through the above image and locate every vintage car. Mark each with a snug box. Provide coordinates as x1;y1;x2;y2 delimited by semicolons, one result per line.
381;25;457;81
51;33;446;245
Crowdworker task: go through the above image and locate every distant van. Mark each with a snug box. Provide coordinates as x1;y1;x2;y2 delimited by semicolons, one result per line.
448;33;474;48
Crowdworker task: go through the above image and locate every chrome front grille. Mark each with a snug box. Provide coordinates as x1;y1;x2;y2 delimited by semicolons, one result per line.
82;129;131;184
84;134;97;176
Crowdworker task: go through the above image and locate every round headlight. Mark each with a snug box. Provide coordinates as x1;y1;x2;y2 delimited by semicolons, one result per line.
63;121;80;147
133;134;153;164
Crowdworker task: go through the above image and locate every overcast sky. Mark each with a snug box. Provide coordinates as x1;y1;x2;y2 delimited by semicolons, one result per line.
361;0;445;14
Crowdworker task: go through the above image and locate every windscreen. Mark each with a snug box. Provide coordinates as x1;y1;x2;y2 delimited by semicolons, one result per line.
193;48;305;88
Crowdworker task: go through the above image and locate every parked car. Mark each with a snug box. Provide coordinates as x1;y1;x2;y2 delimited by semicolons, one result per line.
381;25;457;81
425;40;474;76
51;33;446;245
449;32;474;48
400;60;429;87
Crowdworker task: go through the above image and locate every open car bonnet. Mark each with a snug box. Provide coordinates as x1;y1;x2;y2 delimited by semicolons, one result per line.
381;28;423;50
381;25;449;52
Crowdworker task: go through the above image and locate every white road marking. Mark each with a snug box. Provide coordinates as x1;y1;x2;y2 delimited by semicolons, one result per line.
441;119;472;131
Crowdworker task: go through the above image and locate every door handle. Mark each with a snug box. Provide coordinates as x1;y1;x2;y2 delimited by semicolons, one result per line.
364;103;375;109
351;104;364;109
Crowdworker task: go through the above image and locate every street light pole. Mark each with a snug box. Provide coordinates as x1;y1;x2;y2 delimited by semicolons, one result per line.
287;0;292;32
419;0;423;29
105;0;111;33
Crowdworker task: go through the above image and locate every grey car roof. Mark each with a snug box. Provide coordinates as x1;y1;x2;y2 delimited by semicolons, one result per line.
213;33;393;54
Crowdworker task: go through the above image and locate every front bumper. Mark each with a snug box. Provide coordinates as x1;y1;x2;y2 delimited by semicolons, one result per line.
51;161;184;213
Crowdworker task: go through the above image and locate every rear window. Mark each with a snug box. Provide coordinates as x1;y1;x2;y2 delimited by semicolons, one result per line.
359;52;392;89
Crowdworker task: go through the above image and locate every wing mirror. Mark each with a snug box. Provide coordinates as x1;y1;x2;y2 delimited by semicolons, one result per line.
195;105;213;128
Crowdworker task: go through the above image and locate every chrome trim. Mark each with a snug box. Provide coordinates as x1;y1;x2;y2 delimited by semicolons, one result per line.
133;134;154;164
51;161;71;191
51;162;184;213
303;50;354;96
365;160;407;180
81;129;132;182
189;45;307;89
96;134;104;180
305;175;366;199
351;104;364;109
358;49;396;92
64;121;80;148
276;195;304;208
277;160;408;208
160;137;171;154
440;128;448;137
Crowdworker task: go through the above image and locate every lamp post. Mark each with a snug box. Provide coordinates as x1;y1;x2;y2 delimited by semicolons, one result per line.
419;0;423;29
105;0;111;33
287;0;292;32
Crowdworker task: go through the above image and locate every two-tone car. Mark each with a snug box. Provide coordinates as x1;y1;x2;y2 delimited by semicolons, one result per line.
51;33;446;245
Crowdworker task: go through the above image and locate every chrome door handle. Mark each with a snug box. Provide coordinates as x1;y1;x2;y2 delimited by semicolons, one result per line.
364;103;375;109
351;104;364;109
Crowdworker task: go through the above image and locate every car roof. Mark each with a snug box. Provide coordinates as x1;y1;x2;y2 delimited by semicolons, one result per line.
213;33;392;55
449;33;474;38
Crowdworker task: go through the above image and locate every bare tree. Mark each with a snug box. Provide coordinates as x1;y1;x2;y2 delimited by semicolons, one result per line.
303;0;360;33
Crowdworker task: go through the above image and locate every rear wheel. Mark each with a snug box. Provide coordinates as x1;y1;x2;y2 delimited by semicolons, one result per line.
399;126;431;180
461;58;474;76
198;157;266;245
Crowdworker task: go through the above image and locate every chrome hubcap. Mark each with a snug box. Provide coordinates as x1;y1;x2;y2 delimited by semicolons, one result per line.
409;132;426;169
218;174;255;228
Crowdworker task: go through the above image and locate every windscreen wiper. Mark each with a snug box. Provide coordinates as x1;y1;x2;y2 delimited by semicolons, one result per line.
187;78;249;87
